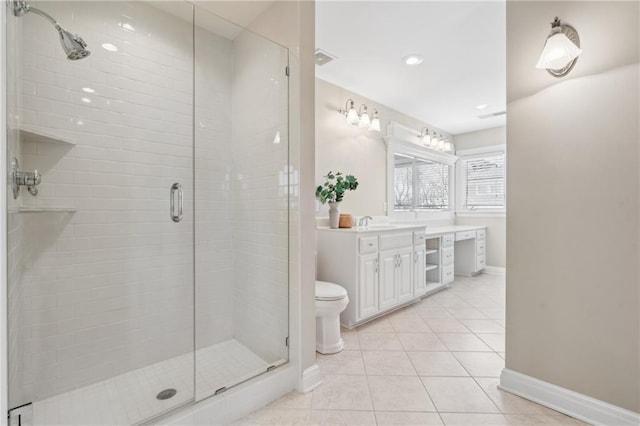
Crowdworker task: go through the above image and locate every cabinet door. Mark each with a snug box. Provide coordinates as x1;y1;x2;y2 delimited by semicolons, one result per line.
357;253;379;320
413;247;426;297
397;247;413;303
379;250;398;310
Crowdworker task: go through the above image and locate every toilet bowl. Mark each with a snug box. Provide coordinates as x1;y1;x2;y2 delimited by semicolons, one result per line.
315;280;349;354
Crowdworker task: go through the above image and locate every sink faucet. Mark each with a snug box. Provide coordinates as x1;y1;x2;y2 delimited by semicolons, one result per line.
358;216;373;228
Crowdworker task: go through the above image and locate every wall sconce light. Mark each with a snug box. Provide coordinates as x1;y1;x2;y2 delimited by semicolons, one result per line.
369;109;381;132
338;99;381;132
339;99;360;125
418;127;431;146
536;17;582;78
358;104;371;128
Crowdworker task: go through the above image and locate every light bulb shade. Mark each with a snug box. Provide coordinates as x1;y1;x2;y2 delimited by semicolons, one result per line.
346;107;359;125
430;133;439;149
444;141;453;153
359;112;371;128
369;117;381;132
422;134;431;146
536;32;582;70
536;18;581;77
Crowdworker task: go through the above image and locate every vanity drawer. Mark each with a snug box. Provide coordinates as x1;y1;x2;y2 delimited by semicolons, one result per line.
359;236;378;254
476;254;486;271
441;247;454;266
379;233;413;250
442;265;455;284
476;230;486;241
441;233;454;248
456;230;476;241
413;231;427;246
476;240;486;255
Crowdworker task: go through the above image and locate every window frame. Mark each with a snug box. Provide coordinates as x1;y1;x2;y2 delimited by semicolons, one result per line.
387;138;458;215
455;144;507;216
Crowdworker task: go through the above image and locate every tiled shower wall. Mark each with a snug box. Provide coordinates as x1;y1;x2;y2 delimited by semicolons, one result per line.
13;1;195;404
231;30;290;364
8;0;291;408
7;8;26;409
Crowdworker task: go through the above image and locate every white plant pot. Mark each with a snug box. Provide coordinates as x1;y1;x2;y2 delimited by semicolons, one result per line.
328;202;340;229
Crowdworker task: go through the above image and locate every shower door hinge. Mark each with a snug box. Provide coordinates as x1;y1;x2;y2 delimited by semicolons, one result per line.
8;403;33;426
285;66;289;77
285;336;289;347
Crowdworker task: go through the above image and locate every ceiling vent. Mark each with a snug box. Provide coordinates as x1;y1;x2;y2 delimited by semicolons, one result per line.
478;110;506;119
315;49;336;66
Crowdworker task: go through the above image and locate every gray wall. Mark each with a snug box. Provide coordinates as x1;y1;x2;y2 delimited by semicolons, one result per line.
505;1;639;412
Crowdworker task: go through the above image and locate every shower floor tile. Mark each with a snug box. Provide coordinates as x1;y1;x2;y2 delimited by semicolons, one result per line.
30;339;280;425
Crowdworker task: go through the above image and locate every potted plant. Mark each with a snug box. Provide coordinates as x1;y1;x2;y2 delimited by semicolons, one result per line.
316;171;359;229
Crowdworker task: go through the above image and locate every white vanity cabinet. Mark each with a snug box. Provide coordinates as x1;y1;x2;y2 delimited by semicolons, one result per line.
357;252;379;319
317;227;423;328
453;228;487;276
413;232;427;297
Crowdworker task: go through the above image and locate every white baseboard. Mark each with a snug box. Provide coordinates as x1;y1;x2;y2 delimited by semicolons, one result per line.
500;368;640;426
299;363;322;393
483;266;505;276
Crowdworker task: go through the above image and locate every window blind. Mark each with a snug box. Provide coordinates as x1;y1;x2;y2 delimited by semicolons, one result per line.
463;153;505;209
394;155;413;210
394;154;449;210
415;159;449;209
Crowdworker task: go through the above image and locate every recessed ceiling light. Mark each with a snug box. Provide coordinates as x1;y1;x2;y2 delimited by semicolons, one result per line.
402;54;424;66
476;104;489;110
82;87;95;93
81;97;92;103
102;43;118;52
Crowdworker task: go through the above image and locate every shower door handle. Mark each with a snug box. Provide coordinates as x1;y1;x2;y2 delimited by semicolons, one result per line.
170;183;183;223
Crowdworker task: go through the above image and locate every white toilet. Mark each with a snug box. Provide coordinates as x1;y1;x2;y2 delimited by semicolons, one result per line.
315;280;349;354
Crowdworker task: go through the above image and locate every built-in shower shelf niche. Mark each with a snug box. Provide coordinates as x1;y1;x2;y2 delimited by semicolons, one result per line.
15;207;77;214
18;128;76;146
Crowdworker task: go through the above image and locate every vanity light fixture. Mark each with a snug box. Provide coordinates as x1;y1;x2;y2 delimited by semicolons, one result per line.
536;17;582;77
338;99;381;132
339;99;360;125
358;104;371;128
369;109;381;132
430;131;439;149
418;127;431;146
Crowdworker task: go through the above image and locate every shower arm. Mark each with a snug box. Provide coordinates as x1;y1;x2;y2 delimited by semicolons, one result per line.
13;0;63;31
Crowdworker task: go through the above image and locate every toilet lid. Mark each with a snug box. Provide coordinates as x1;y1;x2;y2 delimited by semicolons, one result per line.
316;281;348;301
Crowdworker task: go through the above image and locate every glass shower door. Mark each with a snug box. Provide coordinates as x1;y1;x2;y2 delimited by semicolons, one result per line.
7;1;195;424
194;8;290;400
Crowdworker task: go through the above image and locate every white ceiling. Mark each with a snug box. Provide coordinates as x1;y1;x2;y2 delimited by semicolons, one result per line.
316;1;506;135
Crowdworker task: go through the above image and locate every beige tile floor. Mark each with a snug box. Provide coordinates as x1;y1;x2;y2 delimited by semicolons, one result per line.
236;274;587;426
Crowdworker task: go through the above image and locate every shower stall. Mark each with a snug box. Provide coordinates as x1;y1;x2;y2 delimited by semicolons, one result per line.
4;1;292;424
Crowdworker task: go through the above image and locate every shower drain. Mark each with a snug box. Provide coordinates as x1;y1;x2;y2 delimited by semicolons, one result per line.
156;389;177;400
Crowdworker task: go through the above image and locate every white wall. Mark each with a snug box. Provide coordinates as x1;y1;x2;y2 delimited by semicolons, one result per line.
454;127;506;268
315;78;451;219
505;1;639;413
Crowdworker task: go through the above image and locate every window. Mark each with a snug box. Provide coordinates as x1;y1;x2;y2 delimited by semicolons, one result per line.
457;147;506;212
394;154;450;211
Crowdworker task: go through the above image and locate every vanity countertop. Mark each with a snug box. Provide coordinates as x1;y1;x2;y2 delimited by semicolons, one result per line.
317;224;486;234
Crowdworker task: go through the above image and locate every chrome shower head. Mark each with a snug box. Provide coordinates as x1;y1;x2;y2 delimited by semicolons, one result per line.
58;28;91;60
13;0;91;60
